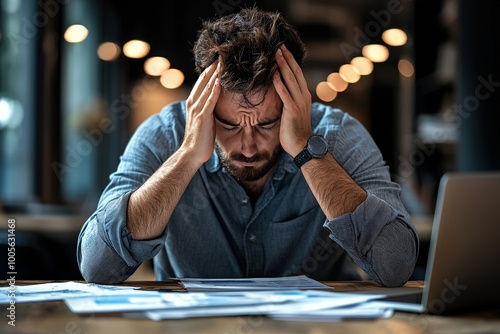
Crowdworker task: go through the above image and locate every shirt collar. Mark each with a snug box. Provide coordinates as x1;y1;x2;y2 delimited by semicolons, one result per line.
204;151;222;173
273;151;298;179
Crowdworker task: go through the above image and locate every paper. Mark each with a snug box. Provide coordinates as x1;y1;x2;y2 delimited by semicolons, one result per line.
0;281;149;304
179;275;331;291
3;280;395;322
65;290;298;314
269;304;394;322
138;290;386;320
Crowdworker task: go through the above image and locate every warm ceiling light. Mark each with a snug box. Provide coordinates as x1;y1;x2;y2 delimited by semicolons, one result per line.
123;40;150;59
64;24;88;43
362;44;390;63
160;68;184;89
144;57;171;76
350;57;373;75
316;82;337;102
339;64;361;83
398;59;415;77
326;73;348;92
382;29;408;46
97;42;121;61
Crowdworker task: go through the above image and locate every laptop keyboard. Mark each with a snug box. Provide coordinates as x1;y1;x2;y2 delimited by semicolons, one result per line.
375;292;423;304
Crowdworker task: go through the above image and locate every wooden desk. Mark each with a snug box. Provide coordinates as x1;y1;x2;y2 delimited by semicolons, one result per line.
1;281;499;334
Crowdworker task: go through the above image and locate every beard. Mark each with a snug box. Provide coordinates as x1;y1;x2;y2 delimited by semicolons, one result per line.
215;143;283;182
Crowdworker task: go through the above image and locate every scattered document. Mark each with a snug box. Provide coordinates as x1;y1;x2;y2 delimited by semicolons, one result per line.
66;290;301;314
179;275;331;291
0;281;149;304
136;290;386;320
269;304;394;322
1;279;396;322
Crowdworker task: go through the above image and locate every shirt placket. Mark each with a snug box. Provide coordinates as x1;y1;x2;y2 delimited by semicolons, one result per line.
243;176;282;277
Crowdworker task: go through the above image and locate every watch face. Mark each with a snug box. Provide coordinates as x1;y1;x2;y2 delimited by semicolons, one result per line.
307;135;328;158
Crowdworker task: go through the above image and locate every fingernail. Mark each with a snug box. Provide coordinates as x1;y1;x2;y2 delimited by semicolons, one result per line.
281;44;286;50
277;48;282;56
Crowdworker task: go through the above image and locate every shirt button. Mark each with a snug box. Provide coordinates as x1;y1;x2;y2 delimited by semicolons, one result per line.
249;234;256;242
241;198;249;205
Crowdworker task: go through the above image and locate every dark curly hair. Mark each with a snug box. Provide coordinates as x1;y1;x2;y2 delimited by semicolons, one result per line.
193;7;307;107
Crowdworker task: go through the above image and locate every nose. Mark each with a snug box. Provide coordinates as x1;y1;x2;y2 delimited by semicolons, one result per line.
240;126;258;158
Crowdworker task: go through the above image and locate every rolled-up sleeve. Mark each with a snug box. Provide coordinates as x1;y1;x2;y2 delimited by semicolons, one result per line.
77;192;167;283
324;193;418;287
319;108;419;287
77;103;185;283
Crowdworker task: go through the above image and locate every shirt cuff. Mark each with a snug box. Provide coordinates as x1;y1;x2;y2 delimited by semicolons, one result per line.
99;192;166;266
323;192;405;258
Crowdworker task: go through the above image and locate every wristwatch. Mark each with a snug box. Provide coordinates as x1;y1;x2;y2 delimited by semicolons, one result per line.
293;135;329;168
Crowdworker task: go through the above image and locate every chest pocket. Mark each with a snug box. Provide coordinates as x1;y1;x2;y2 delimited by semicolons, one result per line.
270;186;319;222
268;206;325;251
264;206;327;273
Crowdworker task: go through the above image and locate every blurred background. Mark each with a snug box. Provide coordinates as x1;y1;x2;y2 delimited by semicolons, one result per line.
0;0;499;280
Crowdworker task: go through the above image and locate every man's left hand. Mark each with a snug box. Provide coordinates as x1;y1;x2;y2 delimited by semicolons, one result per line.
273;44;313;157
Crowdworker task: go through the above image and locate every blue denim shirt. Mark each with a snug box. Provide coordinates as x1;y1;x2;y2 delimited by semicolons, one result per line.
77;101;418;287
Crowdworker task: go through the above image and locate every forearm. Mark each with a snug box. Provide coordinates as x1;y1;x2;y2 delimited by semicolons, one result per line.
78;192;168;283
301;153;367;219
127;146;202;240
301;153;417;286
128;61;220;240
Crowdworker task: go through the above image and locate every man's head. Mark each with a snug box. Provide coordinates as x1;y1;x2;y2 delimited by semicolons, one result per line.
193;7;306;106
193;8;306;183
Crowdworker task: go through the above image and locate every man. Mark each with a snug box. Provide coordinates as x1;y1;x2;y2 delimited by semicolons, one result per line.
77;8;418;287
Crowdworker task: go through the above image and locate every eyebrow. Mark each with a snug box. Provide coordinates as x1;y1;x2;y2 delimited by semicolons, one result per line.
214;114;281;127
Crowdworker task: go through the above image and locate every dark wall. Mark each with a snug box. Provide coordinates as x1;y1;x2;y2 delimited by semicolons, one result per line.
457;0;500;171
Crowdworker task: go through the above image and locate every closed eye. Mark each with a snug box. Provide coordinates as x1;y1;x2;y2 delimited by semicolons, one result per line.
258;122;277;130
214;115;239;131
215;114;280;131
257;118;280;130
221;125;240;131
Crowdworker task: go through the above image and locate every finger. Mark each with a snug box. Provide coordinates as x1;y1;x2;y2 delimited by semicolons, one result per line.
204;77;221;117
273;69;294;107
275;46;303;104
279;44;308;94
195;62;221;114
189;61;218;103
275;47;299;89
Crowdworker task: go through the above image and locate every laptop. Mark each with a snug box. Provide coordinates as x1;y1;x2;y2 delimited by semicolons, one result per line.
369;172;500;314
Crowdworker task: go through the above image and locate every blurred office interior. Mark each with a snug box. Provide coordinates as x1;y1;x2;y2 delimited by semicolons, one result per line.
0;0;499;280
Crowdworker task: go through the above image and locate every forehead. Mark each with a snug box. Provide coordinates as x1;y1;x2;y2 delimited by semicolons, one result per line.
215;86;282;120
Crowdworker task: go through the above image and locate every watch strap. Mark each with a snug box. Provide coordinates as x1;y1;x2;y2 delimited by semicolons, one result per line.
294;148;313;169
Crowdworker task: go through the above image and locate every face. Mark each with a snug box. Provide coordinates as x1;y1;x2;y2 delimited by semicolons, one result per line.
214;86;283;182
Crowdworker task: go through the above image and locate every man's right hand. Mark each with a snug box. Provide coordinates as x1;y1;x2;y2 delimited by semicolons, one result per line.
127;61;221;240
182;61;221;166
